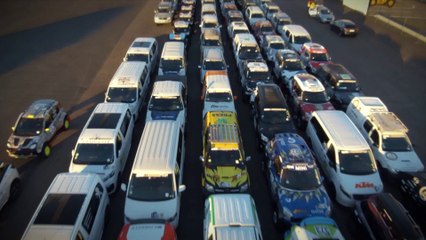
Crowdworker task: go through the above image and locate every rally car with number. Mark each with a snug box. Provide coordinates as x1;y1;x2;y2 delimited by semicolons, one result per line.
6;99;70;159
265;133;331;226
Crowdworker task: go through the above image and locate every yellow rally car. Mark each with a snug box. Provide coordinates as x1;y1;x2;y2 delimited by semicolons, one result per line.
200;111;250;194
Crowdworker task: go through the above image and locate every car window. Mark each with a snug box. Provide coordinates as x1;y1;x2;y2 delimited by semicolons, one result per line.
311;117;329;145
120;112;131;137
116;134;122;157
363;120;373;133
82;184;103;234
326;145;336;169
370;130;379;146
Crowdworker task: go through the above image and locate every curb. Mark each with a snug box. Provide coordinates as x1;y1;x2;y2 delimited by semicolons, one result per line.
373;14;426;43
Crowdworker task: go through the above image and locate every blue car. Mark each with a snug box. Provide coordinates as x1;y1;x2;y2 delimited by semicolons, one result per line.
265;133;331;226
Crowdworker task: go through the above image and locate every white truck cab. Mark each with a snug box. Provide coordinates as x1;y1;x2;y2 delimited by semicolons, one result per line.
346;97;424;174
123;37;159;74
202;71;236;117
105;62;150;121
69;103;135;193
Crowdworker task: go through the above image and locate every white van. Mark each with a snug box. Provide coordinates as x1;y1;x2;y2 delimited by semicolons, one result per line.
69;103;134;193
232;33;262;68
123;120;186;227
158;41;186;78
203;194;263;240
105;61;150;121
306;110;383;207
21;173;109;240
123;37;159;75
281;24;312;53
146;81;187;130
346;97;424;174
202;70;236;117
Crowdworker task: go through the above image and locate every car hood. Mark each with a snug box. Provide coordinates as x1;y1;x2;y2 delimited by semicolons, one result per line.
205;166;248;188
8;135;37;149
380;150;425;173
125;197;177;223
259;121;296;139
278;187;331;219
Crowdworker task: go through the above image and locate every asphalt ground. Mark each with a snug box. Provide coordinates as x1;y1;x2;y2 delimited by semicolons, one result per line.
0;0;425;239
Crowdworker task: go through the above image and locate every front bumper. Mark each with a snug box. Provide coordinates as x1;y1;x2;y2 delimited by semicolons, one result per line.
6;148;37;158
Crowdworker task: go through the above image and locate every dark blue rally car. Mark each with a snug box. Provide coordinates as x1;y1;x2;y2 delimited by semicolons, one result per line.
265;133;331;226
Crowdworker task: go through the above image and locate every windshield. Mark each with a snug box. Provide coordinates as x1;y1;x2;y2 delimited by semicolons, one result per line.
270;42;285;49
72;143;114;165
278;19;291;25
14;118;44;136
252;13;264;18
204;61;226;70
203;39;221;46
149;96;183;111
128;174;175;201
262;110;289;124
382;136;412;152
268;8;279;14
174;27;189;34
239;46;260;60
301;91;328;103
320;9;331;14
160;59;183;72
260;26;273;33
284;60;304;71
280;166;321;190
204;22;218;28
205;92;233;102
310;52;329;62
294;36;311;44
339;151;376;175
247;71;271;81
158;8;171;13
106;87;137;103
335;81;359;91
126;53;148;62
207;150;243;166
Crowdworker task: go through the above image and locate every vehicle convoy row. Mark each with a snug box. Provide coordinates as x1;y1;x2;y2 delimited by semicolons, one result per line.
2;0;425;239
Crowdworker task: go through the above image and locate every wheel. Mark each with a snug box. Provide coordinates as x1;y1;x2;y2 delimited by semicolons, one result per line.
41;143;52;159
62;115;70;130
9;179;21;200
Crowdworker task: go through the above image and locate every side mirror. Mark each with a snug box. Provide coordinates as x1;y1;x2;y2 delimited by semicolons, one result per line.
71;149;75;157
121;183;127;192
199;156;205;162
246;156;252;162
179;185;186;192
123;57;127;61
11;126;15;131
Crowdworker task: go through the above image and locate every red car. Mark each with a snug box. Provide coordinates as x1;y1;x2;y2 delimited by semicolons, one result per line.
118;220;177;240
252;20;276;42
300;42;332;74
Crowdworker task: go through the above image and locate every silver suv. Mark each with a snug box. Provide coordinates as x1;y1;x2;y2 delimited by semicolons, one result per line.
6;99;70;158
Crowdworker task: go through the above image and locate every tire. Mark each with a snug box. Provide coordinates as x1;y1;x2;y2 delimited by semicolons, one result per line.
41;143;52;159
62;115;70;130
9;179;21;200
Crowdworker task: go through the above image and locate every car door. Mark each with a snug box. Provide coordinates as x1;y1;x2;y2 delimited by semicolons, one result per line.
119;113;133;171
44;110;56;141
84;184;105;240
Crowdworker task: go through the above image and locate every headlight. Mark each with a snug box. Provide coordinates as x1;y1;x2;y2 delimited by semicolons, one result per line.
282;207;293;219
29;143;37;149
240;182;249;191
260;133;269;143
205;182;215;192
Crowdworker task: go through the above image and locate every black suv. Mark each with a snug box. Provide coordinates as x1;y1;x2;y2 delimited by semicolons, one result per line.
354;192;425;240
315;63;363;110
251;83;296;149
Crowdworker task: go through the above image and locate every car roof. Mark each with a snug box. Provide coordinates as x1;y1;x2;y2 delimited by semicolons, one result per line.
126;37;155;55
369;112;408;134
204;48;224;61
23;99;56;118
202;14;219;23
265;34;284;43
321;63;356;81
257;84;288;109
293;73;325;92
203;28;221;39
208;194;256;227
152;80;183;97
273;133;315;165
246;61;268;72
302;42;327;53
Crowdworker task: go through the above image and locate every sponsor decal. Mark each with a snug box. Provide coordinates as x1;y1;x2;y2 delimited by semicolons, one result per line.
355;182;374;188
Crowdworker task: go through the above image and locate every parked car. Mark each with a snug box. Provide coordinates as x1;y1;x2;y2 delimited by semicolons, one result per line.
398;171;426;209
330;19;359;37
299;42;332;74
281;24;312;54
354;192;425;240
0;160;20;211
6;99;70;159
169;20;191;42
251;83;296;148
200;28;224;55
260;34;285;63
232;33;263;69
245;5;266;27
154;2;174;25
176;10;194;25
201;3;217;16
199;48;227;83
273;49;306;87
252;20;276;42
284;216;345;240
221;2;238;18
263;2;281;20
227;21;250;40
199;14;221;33
308;5;335;23
118;219;177;240
123;37;159;75
225;10;244;26
286;73;334;128
272;12;292;34
266;133;331;225
239;60;272;101
315;63;363;110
